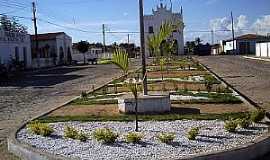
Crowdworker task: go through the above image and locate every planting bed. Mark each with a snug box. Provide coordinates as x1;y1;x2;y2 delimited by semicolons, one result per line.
17;121;268;160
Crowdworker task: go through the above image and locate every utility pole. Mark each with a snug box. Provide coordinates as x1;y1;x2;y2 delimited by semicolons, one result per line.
231;11;235;55
32;2;39;66
139;0;148;95
211;30;214;45
102;24;106;53
127;34;130;44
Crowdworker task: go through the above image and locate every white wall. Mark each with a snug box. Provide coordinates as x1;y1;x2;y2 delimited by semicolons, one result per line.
144;4;185;57
256;42;270;57
224;40;236;53
0;30;32;68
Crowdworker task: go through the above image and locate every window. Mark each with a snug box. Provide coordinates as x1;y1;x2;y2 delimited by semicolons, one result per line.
149;26;154;34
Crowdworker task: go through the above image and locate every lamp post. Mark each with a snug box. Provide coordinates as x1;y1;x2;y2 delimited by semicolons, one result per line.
139;0;148;95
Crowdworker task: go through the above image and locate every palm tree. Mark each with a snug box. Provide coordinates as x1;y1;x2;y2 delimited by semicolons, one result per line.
111;48;129;76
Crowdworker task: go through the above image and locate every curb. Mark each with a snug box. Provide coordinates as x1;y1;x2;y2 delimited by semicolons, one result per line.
243;56;270;62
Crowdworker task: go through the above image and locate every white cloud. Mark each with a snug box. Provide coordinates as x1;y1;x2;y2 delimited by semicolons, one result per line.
251;15;270;35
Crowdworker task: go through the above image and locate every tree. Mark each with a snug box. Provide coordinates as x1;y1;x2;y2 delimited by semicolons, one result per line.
195;37;202;46
111;48;129;76
77;41;89;64
0;15;27;33
126;81;141;132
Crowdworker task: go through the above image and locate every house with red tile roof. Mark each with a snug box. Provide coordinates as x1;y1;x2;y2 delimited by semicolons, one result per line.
30;32;72;68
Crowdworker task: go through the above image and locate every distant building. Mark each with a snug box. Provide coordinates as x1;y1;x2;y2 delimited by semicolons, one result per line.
31;32;72;68
211;44;222;55
0;27;32;69
144;3;185;57
223;34;270;55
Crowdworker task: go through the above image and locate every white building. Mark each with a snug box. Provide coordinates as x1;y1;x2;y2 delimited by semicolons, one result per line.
0;27;32;69
256;41;270;58
31;32;72;68
223;34;270;55
144;3;185;57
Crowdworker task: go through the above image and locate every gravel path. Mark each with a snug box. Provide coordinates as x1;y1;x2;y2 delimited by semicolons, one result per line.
17;120;268;160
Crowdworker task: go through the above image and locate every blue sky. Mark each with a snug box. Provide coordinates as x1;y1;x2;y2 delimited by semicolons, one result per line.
1;0;270;45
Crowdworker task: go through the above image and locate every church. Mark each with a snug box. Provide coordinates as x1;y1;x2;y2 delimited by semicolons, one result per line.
144;2;185;57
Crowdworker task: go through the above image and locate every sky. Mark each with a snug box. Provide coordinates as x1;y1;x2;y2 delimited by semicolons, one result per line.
1;0;270;45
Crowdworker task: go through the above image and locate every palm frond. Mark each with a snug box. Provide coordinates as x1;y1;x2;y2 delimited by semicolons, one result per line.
112;48;129;75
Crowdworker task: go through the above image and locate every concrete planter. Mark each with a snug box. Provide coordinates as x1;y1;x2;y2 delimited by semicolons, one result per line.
118;94;171;113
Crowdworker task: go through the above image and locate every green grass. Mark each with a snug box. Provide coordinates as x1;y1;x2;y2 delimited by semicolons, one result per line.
37;112;249;123
70;98;118;105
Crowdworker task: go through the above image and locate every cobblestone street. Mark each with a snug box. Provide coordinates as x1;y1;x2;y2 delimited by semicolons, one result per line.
196;56;270;111
0;61;139;159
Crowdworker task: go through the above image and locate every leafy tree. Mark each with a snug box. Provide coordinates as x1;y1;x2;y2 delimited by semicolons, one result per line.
77;41;89;64
111;48;129;76
0;15;27;33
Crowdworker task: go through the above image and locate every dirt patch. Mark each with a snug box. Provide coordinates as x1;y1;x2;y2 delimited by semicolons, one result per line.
147;71;208;79
173;103;251;114
49;104;119;117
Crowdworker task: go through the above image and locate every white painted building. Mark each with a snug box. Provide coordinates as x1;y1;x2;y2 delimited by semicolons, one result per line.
0;27;32;69
223;34;270;55
144;3;185;57
256;41;270;58
31;32;72;68
72;47;112;63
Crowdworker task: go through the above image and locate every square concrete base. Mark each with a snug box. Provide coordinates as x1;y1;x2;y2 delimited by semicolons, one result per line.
118;94;171;114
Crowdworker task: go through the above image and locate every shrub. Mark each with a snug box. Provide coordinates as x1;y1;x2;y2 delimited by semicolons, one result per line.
157;133;175;144
81;91;87;98
93;128;118;144
237;118;251;129
76;131;88;142
64;126;79;139
224;120;238;132
125;132;143;144
250;109;265;123
187;127;199;140
27;122;53;137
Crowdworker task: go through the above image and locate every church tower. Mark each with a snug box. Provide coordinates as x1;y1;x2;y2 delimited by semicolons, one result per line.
143;1;185;57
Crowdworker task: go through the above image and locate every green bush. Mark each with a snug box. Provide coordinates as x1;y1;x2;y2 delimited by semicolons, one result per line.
187;127;199;140
237;118;251;129
27;122;54;137
64;126;88;142
93;128;118;144
125;132;143;144
76;131;88;142
224;120;238;132
64;126;79;139
157;133;175;144
250;109;265;123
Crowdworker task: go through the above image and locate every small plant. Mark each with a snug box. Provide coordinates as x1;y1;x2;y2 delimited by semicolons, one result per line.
224;120;238;132
64;126;79;139
237;118;251;129
76;131;88;142
93;128;118;144
250;109;265;123
81;91;87;98
187;127;199;140
157;133;175;144
27;121;54;137
125;132;143;144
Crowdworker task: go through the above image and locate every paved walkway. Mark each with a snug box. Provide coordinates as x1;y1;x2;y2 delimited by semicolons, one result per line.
196;55;270;111
0;60;140;160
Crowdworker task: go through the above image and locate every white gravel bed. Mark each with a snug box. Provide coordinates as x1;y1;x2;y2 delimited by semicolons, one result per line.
17;120;268;160
170;95;209;101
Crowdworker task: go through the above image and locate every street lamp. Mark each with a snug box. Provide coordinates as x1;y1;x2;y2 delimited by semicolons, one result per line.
139;0;148;95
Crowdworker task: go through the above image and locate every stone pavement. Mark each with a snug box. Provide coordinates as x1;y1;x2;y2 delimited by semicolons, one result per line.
0;60;140;160
196;55;270;111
